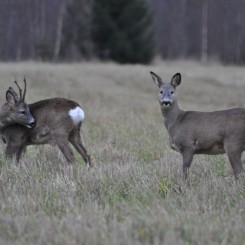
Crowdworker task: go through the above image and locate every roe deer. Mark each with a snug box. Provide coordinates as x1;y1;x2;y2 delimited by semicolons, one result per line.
0;81;36;130
150;71;245;180
1;80;91;167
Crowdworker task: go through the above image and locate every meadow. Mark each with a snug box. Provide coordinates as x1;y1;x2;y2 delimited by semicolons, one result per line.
0;61;244;244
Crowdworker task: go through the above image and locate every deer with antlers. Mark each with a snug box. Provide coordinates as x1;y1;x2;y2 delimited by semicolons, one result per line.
1;79;92;167
0;80;36;130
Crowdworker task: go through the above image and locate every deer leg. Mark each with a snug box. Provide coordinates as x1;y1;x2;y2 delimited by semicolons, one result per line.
224;144;244;179
181;149;194;181
2;136;6;144
5;142;20;163
55;137;75;164
16;145;26;162
5;143;19;160
69;129;92;167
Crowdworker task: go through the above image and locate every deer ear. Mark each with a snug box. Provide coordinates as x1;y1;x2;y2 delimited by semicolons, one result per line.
6;90;16;106
150;71;163;87
6;87;19;105
171;73;181;88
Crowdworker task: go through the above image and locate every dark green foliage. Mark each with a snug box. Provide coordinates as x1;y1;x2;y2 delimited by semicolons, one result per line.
92;0;155;64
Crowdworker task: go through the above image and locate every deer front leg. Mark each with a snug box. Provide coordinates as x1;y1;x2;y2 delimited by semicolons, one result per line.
5;143;19;159
5;142;27;163
16;144;27;162
181;149;194;181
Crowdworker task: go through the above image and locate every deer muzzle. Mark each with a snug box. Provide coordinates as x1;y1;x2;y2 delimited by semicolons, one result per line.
26;119;36;128
161;98;171;107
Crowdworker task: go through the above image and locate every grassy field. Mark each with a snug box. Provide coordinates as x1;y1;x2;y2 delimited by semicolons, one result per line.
0;61;245;244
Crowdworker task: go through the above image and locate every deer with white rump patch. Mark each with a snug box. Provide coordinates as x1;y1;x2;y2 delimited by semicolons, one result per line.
2;80;91;167
150;71;245;180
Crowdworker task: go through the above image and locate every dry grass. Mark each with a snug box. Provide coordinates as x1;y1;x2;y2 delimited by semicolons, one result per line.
0;61;245;244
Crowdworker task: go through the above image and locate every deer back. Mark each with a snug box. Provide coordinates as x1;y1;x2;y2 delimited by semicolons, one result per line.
27;98;85;144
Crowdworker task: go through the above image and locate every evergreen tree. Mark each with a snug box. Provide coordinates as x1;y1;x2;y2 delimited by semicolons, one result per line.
92;0;155;64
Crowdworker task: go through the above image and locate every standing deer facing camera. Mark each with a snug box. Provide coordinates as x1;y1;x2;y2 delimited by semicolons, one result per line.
1;80;91;167
150;71;245;180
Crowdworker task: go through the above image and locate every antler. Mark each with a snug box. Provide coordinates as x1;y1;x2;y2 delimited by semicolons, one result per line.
14;80;23;101
14;78;27;102
23;78;27;102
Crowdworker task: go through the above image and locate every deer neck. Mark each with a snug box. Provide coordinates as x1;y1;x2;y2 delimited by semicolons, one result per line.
0;113;6;129
0;108;8;129
0;117;9;130
0;112;13;129
0;118;7;130
161;101;183;130
0;122;3;129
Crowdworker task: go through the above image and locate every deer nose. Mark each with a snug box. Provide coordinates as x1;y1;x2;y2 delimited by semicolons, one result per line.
163;100;170;106
29;120;36;128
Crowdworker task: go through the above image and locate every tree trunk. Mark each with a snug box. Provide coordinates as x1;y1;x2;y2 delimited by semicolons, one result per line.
201;0;209;63
235;0;244;64
53;0;66;61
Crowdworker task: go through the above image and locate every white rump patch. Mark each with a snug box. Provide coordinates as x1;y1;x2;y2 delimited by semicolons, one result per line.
69;107;85;125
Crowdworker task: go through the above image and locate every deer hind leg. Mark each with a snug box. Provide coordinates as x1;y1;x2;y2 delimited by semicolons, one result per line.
69;126;92;167
54;136;75;164
224;143;244;180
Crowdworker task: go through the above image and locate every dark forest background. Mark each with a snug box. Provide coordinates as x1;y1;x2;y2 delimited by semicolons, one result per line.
0;0;245;64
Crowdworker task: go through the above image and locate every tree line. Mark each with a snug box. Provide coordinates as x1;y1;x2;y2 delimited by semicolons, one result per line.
151;0;245;65
0;0;244;64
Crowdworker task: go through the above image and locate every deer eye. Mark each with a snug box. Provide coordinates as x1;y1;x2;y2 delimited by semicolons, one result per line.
20;110;27;115
171;91;174;94
160;91;163;94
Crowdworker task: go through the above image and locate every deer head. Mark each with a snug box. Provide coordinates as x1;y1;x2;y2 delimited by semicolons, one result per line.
150;71;181;109
0;79;36;128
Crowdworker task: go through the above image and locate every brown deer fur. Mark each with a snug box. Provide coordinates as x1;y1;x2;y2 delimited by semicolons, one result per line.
1;81;91;167
150;71;245;180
